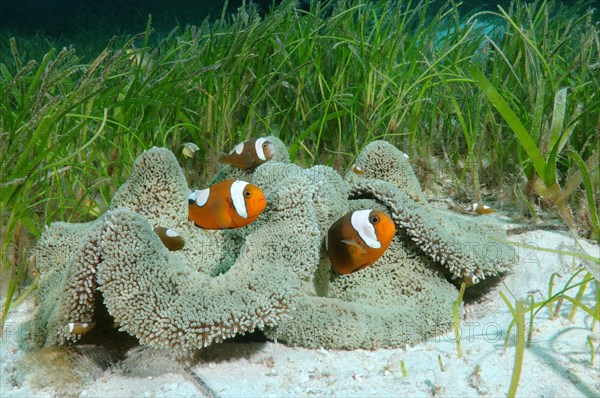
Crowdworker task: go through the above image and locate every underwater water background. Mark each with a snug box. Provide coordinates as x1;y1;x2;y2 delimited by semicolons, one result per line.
2;0;518;42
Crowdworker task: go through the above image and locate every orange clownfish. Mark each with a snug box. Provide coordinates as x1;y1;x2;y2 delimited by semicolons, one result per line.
188;179;267;229
327;210;396;274
470;202;497;215
68;321;95;335
352;164;364;175
153;226;185;251
219;138;275;169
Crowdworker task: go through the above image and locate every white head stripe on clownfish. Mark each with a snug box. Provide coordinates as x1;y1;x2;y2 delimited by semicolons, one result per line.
191;188;210;207
255;137;268;161
351;210;381;249
471;202;493;211
232;142;244;155
230;180;250;219
165;228;180;238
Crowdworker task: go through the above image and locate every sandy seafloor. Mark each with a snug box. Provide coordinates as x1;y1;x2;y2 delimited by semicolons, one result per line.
1;218;599;397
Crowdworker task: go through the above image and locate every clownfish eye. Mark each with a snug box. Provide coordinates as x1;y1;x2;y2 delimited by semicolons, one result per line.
244;190;252;198
370;215;379;224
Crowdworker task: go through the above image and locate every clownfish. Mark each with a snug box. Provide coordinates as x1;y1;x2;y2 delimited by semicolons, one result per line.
188;179;267;229
153;226;185;251
68;321;95;335
219;138;275;169
469;202;497;215
327;210;396;274
181;142;200;159
462;274;480;286
352;164;364;175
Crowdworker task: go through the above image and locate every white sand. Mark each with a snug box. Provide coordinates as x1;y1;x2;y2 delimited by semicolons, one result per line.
1;225;598;397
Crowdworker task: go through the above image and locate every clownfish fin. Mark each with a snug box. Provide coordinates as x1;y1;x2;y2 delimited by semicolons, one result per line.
210;198;232;229
354;263;371;272
218;152;228;163
341;239;367;254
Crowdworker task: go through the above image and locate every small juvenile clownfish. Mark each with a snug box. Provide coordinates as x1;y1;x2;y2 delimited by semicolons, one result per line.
153;227;185;251
352;164;364;175
219;138;275;169
462;274;480;286
469;202;497;215
68;321;95;335
181;142;200;159
188;179;267;229
327;210;396;274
